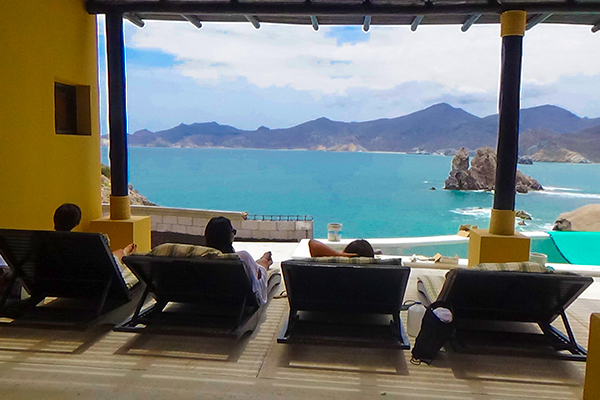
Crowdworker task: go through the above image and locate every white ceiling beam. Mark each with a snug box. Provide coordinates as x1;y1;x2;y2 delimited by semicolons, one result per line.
182;14;202;29
363;15;371;32
244;15;261;29
310;15;319;31
461;14;481;32
411;15;423;31
124;13;145;28
526;13;553;30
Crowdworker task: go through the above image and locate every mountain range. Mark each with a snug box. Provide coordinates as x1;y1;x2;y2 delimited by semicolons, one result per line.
111;103;600;162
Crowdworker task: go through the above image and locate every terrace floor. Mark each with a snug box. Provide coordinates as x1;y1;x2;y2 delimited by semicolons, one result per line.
0;242;597;399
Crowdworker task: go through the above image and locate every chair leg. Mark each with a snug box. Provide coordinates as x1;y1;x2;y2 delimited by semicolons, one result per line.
234;297;248;329
560;310;581;353
539;316;587;357
393;312;411;349
130;286;151;325
95;278;113;317
283;308;298;338
0;273;18;311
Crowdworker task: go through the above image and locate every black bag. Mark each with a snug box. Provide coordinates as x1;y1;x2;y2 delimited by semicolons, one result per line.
411;301;455;365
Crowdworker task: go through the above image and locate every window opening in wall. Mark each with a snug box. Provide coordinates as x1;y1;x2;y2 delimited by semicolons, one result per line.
54;82;91;136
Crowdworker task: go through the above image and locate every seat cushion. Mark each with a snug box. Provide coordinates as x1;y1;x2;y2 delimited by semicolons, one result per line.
471;262;553;273
417;274;446;305
302;256;402;265
149;243;239;260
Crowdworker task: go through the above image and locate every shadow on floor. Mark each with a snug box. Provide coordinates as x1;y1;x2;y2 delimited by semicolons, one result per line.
445;351;583;387
267;343;409;376
0;324;112;355
114;331;254;362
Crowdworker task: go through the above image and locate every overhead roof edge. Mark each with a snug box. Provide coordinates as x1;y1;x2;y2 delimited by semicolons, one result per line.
86;0;600;27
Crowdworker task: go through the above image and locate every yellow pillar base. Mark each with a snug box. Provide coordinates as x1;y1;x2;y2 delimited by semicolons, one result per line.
584;313;600;399
110;195;131;220
89;216;151;253
467;228;530;267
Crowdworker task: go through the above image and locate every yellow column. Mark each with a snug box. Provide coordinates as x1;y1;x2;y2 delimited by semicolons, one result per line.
584;313;600;399
467;10;530;267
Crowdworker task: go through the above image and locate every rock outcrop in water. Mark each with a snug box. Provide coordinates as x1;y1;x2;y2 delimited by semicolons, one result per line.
553;204;600;231
444;147;543;193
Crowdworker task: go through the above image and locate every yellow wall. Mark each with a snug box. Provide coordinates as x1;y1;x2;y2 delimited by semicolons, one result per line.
0;0;101;231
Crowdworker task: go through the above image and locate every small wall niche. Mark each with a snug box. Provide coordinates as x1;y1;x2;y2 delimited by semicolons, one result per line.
54;82;91;136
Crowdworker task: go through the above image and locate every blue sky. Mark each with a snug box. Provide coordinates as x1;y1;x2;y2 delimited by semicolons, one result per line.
96;18;600;134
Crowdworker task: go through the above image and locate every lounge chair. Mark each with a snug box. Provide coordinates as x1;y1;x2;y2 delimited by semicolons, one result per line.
0;228;140;327
422;265;593;360
114;253;282;337
278;257;411;348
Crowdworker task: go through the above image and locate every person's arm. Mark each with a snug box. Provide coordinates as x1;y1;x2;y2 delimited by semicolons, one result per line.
237;251;268;304
308;239;356;257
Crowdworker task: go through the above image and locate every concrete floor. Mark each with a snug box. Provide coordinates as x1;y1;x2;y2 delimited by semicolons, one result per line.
0;242;596;399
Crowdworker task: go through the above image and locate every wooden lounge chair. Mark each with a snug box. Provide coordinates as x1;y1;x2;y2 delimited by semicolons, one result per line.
436;268;593;360
278;258;411;348
0;228;140;327
114;254;282;337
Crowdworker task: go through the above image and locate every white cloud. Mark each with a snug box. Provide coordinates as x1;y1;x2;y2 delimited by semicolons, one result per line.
102;20;600;131
127;21;599;97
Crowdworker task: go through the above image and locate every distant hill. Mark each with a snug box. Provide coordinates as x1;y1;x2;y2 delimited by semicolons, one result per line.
103;103;600;162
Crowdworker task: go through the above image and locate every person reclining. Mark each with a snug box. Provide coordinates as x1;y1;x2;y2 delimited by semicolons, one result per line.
308;239;375;258
205;216;273;304
53;203;137;262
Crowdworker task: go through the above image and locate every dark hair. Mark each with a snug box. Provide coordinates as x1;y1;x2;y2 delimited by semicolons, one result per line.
344;239;374;258
53;203;82;231
205;216;235;254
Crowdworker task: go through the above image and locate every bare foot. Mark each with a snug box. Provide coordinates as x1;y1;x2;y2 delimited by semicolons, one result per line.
123;243;137;256
256;251;273;269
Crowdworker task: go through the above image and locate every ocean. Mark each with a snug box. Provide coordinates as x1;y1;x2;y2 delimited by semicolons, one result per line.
101;147;600;239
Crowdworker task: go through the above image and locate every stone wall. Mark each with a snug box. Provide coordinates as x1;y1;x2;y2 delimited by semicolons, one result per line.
101;204;313;242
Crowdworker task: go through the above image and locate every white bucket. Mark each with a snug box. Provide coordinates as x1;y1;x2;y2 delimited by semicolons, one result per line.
327;223;342;242
529;252;548;266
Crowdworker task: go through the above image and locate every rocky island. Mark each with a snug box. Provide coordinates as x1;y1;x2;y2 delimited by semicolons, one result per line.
444;147;543;193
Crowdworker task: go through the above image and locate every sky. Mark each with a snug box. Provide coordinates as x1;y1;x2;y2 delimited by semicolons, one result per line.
96;17;600;135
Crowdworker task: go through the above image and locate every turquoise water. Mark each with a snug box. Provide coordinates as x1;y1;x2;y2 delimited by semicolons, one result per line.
101;147;600;238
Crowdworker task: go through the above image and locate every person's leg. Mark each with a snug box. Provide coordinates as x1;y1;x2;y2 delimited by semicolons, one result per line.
113;243;137;263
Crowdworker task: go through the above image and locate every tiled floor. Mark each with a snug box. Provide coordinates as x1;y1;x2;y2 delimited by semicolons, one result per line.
0;242;596;399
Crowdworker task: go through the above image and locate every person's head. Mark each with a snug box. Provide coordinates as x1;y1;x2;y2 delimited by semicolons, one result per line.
205;216;236;254
343;239;375;258
53;203;82;231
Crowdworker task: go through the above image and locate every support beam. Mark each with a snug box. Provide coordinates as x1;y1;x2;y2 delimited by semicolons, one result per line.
105;12;131;220
363;15;371;32
468;10;531;266
461;14;481;32
310;15;319;30
124;12;145;27
593;22;600;33
411;15;423;31
526;13;552;30
491;9;527;234
182;14;202;28
244;14;260;28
